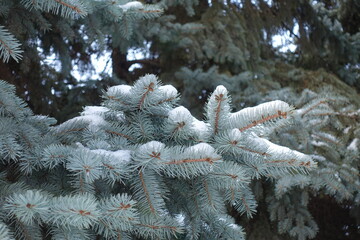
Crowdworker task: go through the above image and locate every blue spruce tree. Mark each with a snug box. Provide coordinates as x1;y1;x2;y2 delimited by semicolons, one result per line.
0;75;317;239
1;1;359;239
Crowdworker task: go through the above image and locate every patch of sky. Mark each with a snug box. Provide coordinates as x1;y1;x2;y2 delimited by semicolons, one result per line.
218;0;274;9
311;0;319;5
37;34;112;86
71;50;112;81
127;41;152;71
272;23;298;53
40;41;152;84
39;47;62;72
40;4;297;82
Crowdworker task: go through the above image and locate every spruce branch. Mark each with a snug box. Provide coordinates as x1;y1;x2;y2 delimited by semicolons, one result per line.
49;194;99;229
131;168;167;215
105;129;133;140
135;215;183;239
0;222;13;240
139;170;155;214
300;99;336;117
4;190;50;225
225;100;293;135
96;193;139;235
0;26;23;63
206;86;231;135
21;0;88;18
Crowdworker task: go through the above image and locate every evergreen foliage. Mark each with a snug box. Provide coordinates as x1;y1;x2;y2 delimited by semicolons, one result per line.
175;65;359;240
0;0;162;121
0;26;23;63
1;0;359;120
0;75;318;239
263;87;360;240
0;0;162;61
201;65;360;240
0;0;360;239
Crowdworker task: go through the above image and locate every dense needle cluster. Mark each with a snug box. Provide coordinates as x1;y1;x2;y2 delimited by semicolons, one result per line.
0;75;317;239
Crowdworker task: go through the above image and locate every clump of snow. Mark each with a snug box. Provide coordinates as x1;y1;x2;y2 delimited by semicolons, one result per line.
69;106;110;129
311;140;329;148
138;141;166;153
310;154;326;162
295;108;306;116
218;218;241;230
119;1;143;11
228;100;291;130
343;126;351;134
186;143;215;154
213;85;228;95
66;115;107;129
191;117;211;141
82;106;108;117
347;138;358;152
175;214;185;226
192;118;208;132
227;128;242;140
116;112;125;122
112;150;131;160
250;136;270;149
107;85;132;95
191;118;209;133
169;106;191;117
56;106;108;133
263;138;316;167
159;85;177;96
92;149;131;164
75;142;85;148
168;106;192;123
